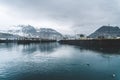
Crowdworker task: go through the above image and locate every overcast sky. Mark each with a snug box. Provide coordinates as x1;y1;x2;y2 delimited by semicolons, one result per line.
0;0;120;35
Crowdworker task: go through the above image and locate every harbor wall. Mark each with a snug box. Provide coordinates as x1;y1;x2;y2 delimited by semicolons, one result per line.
59;39;120;48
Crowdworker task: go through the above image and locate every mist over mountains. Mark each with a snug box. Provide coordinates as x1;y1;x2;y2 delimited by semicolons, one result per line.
0;25;63;40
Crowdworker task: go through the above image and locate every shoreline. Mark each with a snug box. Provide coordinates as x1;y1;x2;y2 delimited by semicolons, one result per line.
59;39;120;48
0;39;57;44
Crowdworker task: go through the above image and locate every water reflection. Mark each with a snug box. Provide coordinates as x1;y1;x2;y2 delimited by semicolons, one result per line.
0;42;120;80
74;45;120;54
60;43;120;54
19;43;60;54
0;43;14;51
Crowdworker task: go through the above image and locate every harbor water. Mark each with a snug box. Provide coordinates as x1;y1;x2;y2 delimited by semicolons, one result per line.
0;42;120;80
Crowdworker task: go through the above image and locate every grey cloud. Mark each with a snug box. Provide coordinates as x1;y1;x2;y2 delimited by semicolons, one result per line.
0;0;120;34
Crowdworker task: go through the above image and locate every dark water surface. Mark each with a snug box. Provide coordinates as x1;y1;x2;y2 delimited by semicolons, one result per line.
0;42;120;80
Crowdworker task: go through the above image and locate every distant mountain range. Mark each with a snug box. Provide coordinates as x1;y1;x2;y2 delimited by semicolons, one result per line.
0;25;63;40
89;25;120;38
0;33;20;39
1;25;120;40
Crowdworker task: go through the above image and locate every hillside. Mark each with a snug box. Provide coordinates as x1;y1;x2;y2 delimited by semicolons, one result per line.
89;26;120;38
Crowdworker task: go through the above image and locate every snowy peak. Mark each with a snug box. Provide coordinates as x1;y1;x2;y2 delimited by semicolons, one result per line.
20;25;36;33
7;25;36;37
38;28;62;35
0;25;63;40
37;28;63;40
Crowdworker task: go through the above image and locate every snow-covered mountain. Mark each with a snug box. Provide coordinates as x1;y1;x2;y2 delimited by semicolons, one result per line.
0;32;21;39
37;28;63;40
0;25;63;40
7;25;37;37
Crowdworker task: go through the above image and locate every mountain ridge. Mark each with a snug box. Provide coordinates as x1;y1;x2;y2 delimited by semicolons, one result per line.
0;25;63;40
89;25;120;38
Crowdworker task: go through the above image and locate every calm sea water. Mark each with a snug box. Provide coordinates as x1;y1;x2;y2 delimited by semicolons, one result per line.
0;42;120;80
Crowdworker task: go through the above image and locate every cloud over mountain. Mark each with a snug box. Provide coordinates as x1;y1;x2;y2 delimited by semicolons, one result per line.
0;0;120;34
